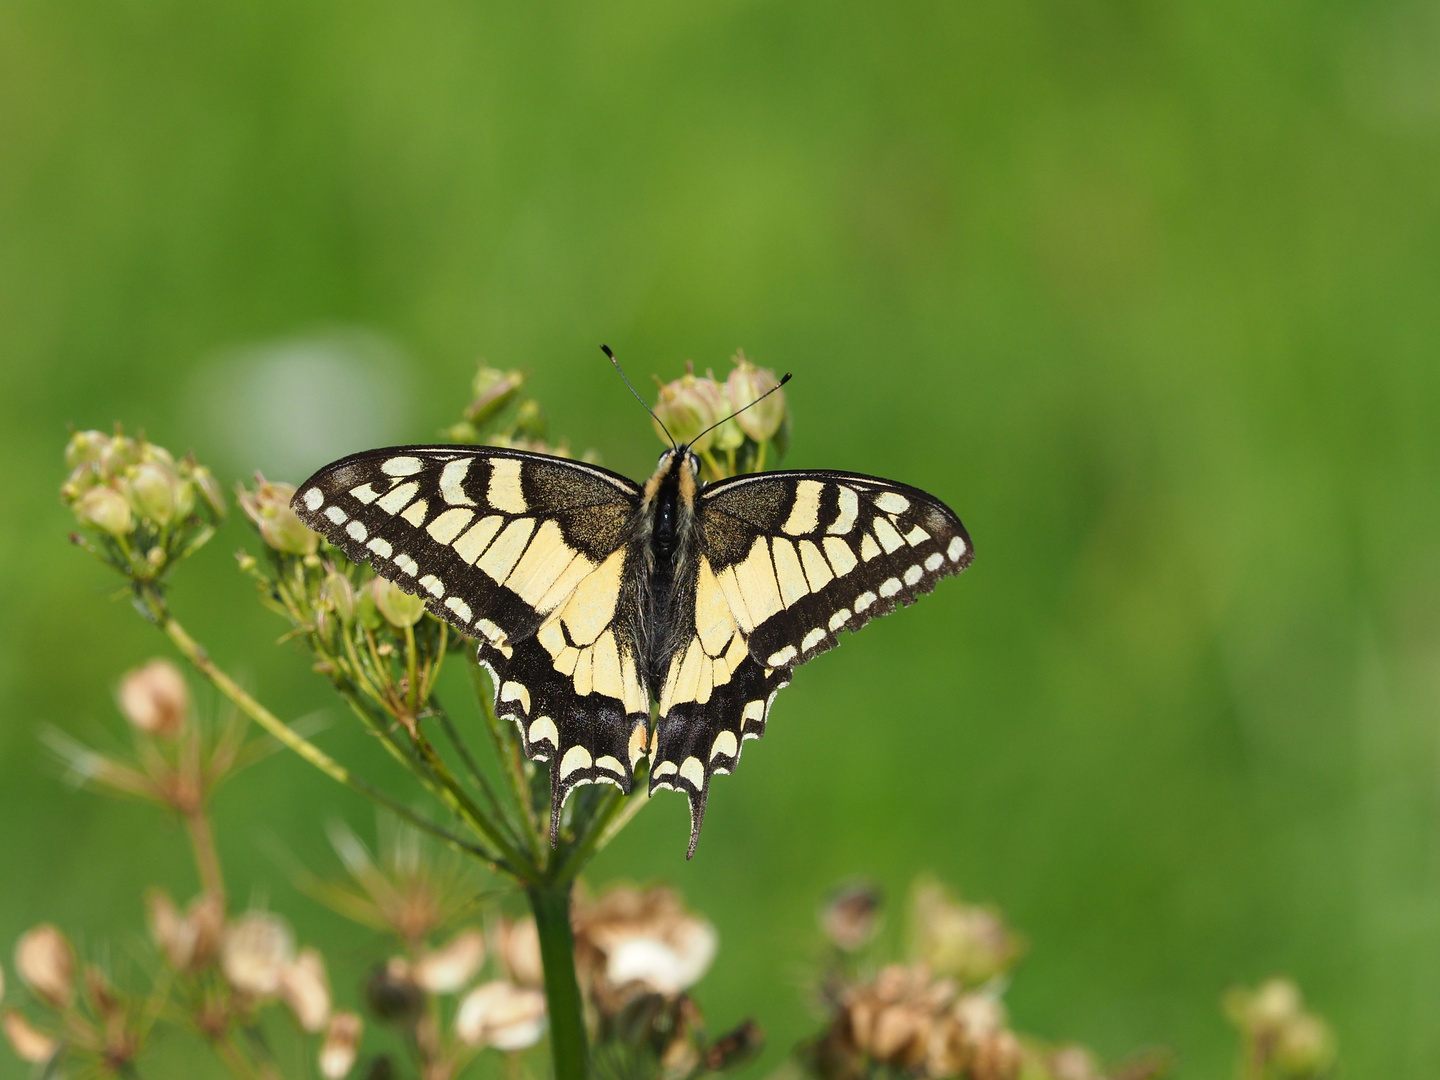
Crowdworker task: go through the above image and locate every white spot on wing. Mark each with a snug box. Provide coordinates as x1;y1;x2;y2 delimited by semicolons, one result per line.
382;456;423;477
303;488;323;511
925;552;944;571
905;524;930;547
903;564;923;586
781;479;823;535
349;483;380;504
560;745;593;779
418;574;445;597
324;505;347;524
710;730;738;761
828;486;859;534
823;536;858;577
802;627;826;652
766;645;798;666
829;608;851;631
400;499;429;527
528;716;558;749
500;681;532;713
439;458;476;506
879;577;902;598
346;520;367;541
873;517;905;553
445;596;472;622
367;537;393;557
377;482;418;514
948;536;967;562
679;757;705;789
855;590;877;612
487;458;527;514
860;534;882;561
874;491;910;514
427;507;475;544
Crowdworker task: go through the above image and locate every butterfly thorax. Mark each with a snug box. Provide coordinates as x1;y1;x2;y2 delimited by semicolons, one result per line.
634;449;702;687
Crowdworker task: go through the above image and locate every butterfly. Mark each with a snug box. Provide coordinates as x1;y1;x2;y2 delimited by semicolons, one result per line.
291;362;973;857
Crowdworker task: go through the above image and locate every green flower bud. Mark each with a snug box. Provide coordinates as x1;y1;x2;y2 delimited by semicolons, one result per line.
355;578;383;631
653;366;727;452
370;577;425;628
75;485;134;536
1274;1014;1336;1075
138;440;177;470
59;464;100;505
511;399;547;440
726;355;787;443
65;430;111;469
127;462;178;525
321;572;357;624
99;434;140;477
239;477;319;556
188;464;227;518
466;367;526;426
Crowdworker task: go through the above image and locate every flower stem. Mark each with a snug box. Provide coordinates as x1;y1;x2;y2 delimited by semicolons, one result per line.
184;808;226;904
528;879;588;1080
133;584;508;871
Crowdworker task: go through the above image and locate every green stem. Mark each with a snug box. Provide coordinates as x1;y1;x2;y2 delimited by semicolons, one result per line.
554;778;650;882
528;880;588;1080
134;585;507;871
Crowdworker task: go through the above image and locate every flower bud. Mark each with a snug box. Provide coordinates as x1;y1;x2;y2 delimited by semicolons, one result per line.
726;355;787;443
413;929;485;995
652;367;727;452
14;925;75;1009
2;1011;56;1063
100;434;140;476
127;462;178;524
321;572;357;625
370;578;425;629
65;430;111;469
466;368;526;426
319;1011;364;1079
75;485;134;536
118;660;190;738
455;981;547;1050
908;880;1019;987
239;477;319;556
221;912;295;998
821;880;881;952
281;948;332;1032
1274;1013;1336;1074
188;464;227;518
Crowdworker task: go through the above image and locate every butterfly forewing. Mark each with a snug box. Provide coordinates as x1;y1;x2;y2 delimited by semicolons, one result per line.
292;446;653;823
649;470;973;852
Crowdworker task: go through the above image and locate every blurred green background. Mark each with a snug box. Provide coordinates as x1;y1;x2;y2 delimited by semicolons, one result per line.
3;0;1439;1075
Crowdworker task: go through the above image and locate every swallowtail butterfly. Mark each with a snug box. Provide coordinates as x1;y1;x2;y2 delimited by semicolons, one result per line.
292;367;973;856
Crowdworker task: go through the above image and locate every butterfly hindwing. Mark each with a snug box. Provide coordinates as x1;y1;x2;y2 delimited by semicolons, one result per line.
649;470;973;852
292;445;651;819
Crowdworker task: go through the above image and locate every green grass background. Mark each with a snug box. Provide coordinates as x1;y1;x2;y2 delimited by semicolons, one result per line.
3;0;1439;1076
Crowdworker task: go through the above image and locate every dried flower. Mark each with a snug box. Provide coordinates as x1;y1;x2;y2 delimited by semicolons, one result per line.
726;354;787;443
239;476;318;556
221;912;295;997
2;1011;57;1063
1049;1044;1101;1080
320;1011;364;1079
366;960;425;1024
652;367;729;453
117;659;190;738
147;889;224;972
821;881;882;951
413;929;485;994
455;980;547;1050
1224;978;1335;1078
705;1019;765;1072
14;924;76;1009
576;885;718;1001
282;948;332;1032
909;879;1020;987
494;916;544;988
74;485;134;536
370;577;425;629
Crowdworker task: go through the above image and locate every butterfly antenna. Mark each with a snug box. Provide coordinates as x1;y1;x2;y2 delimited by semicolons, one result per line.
690;371;792;447
602;344;676;449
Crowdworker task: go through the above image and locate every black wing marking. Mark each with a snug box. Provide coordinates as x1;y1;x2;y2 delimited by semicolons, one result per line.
650;470;973;855
292;445;649;834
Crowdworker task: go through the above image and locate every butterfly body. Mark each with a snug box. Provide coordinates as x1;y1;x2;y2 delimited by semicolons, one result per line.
293;440;972;856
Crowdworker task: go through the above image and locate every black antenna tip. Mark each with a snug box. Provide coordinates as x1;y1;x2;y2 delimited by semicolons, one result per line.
600;344;615;360
779;372;793;385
